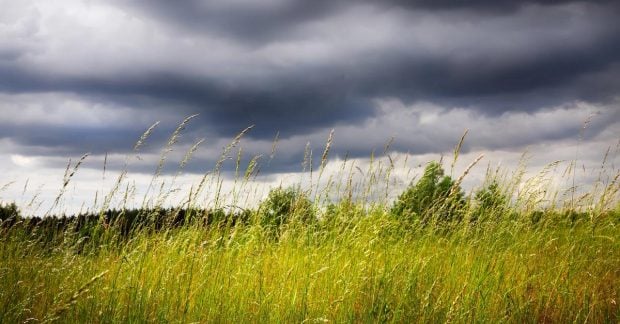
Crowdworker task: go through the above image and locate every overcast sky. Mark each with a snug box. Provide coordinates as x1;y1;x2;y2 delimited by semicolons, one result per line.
1;0;619;215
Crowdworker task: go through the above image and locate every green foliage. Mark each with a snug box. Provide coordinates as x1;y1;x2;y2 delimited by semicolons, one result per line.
475;181;507;210
0;202;20;222
258;187;315;229
321;199;365;229
472;181;509;222
391;161;464;223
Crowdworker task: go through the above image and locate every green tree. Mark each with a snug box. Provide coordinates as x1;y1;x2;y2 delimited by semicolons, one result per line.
258;187;315;229
0;202;20;222
473;181;509;222
475;181;507;209
322;199;364;229
391;161;464;223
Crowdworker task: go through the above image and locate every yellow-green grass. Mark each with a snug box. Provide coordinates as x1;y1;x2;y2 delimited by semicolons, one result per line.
1;121;618;323
1;210;618;323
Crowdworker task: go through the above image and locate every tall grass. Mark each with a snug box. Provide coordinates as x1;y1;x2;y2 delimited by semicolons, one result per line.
0;118;618;323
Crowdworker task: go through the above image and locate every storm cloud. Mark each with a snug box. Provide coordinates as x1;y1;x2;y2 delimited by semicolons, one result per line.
1;0;619;176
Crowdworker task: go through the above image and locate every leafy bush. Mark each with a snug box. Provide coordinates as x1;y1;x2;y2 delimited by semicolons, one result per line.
391;161;464;223
322;199;365;229
472;181;509;222
0;202;20;223
258;187;315;229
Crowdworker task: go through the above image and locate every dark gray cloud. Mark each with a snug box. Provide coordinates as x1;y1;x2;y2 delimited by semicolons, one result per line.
120;0;619;42
0;64;377;138
383;0;617;11
119;0;341;43
0;0;619;176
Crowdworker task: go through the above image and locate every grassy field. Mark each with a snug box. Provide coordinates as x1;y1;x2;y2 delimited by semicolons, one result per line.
1;211;619;323
1;123;619;323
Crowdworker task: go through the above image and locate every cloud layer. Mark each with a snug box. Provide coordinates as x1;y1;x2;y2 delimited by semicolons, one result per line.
1;0;619;214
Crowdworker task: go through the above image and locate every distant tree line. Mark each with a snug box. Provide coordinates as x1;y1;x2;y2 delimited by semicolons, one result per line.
1;161;614;244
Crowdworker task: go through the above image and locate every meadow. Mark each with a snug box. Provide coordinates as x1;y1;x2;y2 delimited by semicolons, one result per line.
1;120;618;323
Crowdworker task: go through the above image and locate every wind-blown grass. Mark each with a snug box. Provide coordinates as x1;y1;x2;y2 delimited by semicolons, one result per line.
2;212;618;323
0;119;618;323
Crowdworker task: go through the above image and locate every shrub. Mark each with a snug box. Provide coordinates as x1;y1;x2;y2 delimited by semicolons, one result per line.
0;202;20;223
472;181;509;222
391;161;464;223
322;199;364;229
258;187;315;229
